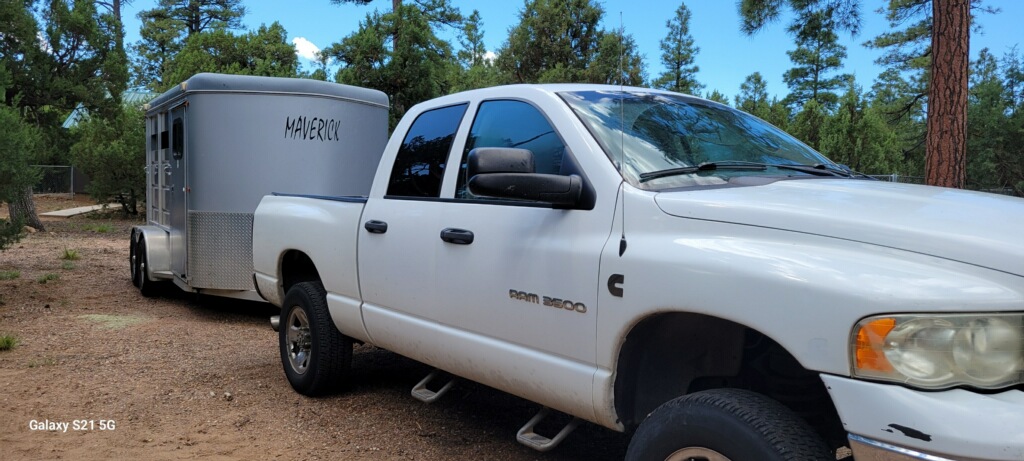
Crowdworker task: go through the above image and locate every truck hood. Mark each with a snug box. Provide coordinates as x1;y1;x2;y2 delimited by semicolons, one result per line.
654;179;1024;277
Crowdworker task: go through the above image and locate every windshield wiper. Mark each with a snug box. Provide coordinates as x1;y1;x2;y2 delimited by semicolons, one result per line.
638;161;864;183
771;163;852;177
638;161;766;183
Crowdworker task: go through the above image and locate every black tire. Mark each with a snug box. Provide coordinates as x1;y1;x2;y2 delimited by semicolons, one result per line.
625;389;833;461
136;238;160;298
279;281;352;396
129;231;140;288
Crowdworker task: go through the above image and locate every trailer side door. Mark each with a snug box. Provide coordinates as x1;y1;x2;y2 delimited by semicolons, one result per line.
169;104;188;279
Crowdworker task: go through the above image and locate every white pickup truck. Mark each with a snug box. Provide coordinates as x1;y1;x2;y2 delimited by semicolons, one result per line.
252;84;1024;461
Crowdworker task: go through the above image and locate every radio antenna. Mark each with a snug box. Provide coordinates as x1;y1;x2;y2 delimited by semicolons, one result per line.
617;11;627;257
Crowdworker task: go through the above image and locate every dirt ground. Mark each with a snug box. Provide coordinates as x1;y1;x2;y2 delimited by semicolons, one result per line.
0;196;629;461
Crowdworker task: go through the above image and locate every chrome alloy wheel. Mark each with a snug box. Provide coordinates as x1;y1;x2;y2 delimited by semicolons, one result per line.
665;447;731;461
285;307;312;374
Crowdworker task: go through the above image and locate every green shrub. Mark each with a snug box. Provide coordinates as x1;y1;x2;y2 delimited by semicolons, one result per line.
82;223;113;233
70;105;145;215
37;273;60;284
0;270;20;280
61;261;75;270
60;248;80;261
0;334;17;351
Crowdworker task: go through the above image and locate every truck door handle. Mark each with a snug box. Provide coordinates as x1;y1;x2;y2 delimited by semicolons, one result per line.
440;228;474;245
364;220;388;234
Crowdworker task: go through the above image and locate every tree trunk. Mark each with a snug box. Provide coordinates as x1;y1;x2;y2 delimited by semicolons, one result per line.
925;0;969;188
9;187;45;231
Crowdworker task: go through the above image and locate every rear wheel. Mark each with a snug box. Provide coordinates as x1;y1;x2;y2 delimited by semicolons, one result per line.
135;238;159;298
625;388;832;461
280;281;352;396
129;231;140;288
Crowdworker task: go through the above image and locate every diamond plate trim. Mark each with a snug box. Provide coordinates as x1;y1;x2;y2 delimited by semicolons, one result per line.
187;211;254;290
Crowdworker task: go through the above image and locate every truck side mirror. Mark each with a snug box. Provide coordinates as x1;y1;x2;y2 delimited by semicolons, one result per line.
466;148;582;207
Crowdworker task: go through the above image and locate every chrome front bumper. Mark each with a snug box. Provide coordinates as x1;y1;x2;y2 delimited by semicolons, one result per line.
850;434;963;461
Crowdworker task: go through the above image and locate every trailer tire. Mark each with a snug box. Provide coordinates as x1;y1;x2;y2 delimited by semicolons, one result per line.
625;388;832;461
136;238;160;298
129;231;140;288
280;281;352;396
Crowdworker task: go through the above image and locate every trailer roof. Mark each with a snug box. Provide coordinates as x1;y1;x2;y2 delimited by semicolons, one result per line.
146;73;389;112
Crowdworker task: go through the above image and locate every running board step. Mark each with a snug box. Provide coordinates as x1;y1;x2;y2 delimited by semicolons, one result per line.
516;407;580;452
410;370;456;403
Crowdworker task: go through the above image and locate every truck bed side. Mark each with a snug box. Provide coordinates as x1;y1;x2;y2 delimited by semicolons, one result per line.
253;194;371;343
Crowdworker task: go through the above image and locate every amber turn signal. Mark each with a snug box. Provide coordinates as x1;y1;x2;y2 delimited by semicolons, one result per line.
854;317;896;372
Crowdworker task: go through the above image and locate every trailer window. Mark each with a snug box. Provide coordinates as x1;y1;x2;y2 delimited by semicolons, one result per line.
160;130;169;150
386;103;468;198
171;117;184;160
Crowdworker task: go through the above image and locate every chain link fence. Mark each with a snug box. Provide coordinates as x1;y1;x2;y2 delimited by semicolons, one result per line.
32;165;73;196
868;173;1020;197
867;174;926;185
30;165;91;197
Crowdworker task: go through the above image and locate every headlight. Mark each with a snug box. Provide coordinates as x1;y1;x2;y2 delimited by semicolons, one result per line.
852;314;1024;389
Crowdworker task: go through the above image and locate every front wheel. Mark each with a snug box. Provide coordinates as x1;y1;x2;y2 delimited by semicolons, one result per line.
279;281;352;396
625;389;832;461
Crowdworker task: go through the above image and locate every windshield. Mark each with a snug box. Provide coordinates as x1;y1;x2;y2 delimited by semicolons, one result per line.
559;90;838;189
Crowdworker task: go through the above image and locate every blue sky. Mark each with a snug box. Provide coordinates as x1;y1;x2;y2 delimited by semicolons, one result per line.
122;0;1023;100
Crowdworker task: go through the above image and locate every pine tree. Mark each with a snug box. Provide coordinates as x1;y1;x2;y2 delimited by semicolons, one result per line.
162;22;299;85
924;0;969;188
0;102;41;249
791;99;828;151
330;0;461;26
95;0;131;113
705;90;729;105
782;8;852;109
324;5;454;128
1;0;120;231
131;0;247;90
496;0;603;83
820;80;903;173
587;31;646;86
735;72;771;118
1002;48;1024;194
458;10;486;68
450;9;499;91
742;0;982;188
653;2;703;95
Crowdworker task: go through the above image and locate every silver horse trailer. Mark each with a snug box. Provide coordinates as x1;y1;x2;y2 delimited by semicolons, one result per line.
130;73;388;301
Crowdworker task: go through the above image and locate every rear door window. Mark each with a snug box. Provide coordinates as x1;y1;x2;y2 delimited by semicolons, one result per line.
386;104;468;198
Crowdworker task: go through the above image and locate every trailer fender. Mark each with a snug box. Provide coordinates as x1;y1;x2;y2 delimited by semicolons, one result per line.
131;225;173;281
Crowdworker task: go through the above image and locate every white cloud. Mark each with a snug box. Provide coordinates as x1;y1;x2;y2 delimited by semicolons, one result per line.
483;51;497;63
292;37;320;61
37;31;52;54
